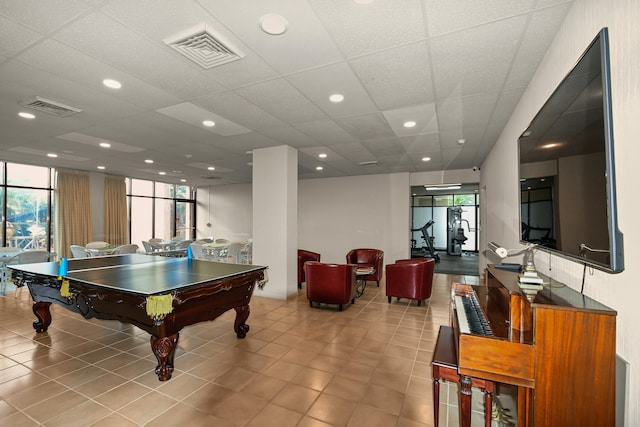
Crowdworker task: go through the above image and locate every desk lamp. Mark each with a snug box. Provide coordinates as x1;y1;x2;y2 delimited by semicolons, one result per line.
488;242;542;289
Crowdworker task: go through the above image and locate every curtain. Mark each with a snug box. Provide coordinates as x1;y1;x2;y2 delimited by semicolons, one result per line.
55;169;92;259
104;175;128;246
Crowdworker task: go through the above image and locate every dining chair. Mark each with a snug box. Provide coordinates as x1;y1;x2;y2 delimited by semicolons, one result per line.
86;241;110;249
215;238;230;244
238;241;252;264
112;244;139;254
70;245;90;258
17;250;55;263
188;243;206;259
222;242;243;263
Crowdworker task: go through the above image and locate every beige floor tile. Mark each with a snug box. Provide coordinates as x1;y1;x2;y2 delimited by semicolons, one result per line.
271;383;320;413
209;390;267;425
347;403;400;427
246;402;303;427
241;373;287;400
307;393;357;426
290;367;334;391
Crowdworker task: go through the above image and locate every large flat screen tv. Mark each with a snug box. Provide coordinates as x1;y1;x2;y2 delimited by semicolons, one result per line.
518;27;623;273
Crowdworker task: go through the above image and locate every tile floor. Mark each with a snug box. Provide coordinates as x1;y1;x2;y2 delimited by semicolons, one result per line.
0;271;487;426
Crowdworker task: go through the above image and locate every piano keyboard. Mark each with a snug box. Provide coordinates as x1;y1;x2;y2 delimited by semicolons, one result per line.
454;294;494;336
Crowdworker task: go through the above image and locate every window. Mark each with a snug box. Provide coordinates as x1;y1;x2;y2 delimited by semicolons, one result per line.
2;163;54;250
128;179;195;249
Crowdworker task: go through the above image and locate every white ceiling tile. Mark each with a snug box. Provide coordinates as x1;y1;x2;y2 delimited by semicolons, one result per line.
430;15;529;99
294;120;356;146
195;91;286;130
199;0;344;75
17;39;182;110
504;3;573;90
350;41;435;110
382;103;438;136
336;113;395;140
424;0;536;37
0;0;92;34
234;78;327;125
308;0;427;59
436;93;499;131
156;102;252;136
286;62;378;118
0;16;44;56
57;132;145;153
53;11;226;99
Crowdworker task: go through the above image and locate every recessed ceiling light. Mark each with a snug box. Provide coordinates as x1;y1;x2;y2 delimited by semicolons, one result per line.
247;162;253;166
422;157;431;162
203;120;215;127
172;170;182;173
260;13;288;35
99;142;111;148
542;142;561;149
180;179;187;182
18;112;35;119
329;94;344;103
145;159;154;164
245;150;253;154
404;121;417;128
316;166;323;171
97;166;106;170
159;171;166;176
318;153;327;158
47;153;58;158
103;79;122;89
208;166;215;171
185;154;192;158
457;138;466;145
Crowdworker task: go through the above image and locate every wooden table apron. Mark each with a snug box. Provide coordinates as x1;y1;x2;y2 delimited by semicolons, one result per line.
12;267;266;381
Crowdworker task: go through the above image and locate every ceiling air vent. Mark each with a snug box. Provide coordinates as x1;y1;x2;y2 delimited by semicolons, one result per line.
358;160;378;166
20;96;82;118
163;23;245;69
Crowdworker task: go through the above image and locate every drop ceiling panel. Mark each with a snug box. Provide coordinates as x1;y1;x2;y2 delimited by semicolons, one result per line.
308;0;427;59
504;3;573;90
350;41;435;110
53;11;226;99
234;78;327;125
336;113;395;140
198;0;344;75
257;125;319;147
430;15;528;100
0;16;44;56
195;91;287;130
286;62;378;118
436;93;499;131
17;39;182;110
294;120;356;146
424;0;536;37
328;141;375;164
382;103;438;137
0;0;91;34
397;133;442;156
156;102;252;136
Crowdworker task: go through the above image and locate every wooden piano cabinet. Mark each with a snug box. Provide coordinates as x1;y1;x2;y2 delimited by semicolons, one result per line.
482;265;617;427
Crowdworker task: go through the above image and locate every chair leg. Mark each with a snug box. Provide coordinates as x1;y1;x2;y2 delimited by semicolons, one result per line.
376;280;380;287
351;298;355;304
309;301;313;308
387;296;391;303
298;282;302;289
417;300;422;307
338;304;343;311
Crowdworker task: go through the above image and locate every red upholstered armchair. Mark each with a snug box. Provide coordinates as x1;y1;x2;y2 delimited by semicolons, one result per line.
345;248;384;286
298;249;321;289
304;262;357;311
385;258;435;306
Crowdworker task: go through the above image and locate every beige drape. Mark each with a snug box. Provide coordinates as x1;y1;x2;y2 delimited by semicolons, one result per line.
104;175;128;245
55;169;92;259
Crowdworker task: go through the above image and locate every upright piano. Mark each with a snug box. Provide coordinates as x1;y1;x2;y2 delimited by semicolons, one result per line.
451;265;616;426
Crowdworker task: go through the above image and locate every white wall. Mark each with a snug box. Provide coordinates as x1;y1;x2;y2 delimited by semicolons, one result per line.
298;173;411;265
481;0;639;423
195;184;252;241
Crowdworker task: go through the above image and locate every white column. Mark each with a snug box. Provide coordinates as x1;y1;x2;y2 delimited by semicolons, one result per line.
252;145;298;299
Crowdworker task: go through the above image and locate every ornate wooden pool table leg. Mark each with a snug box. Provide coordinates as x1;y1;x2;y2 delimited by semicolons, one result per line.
234;304;250;338
151;332;179;381
32;301;52;333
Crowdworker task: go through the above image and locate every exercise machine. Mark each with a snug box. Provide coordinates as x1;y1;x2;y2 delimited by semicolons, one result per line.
447;207;469;256
411;219;440;262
